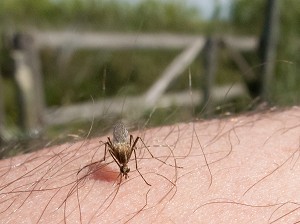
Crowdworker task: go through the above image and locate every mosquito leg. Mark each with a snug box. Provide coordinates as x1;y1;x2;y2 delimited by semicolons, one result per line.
130;134;133;146
135;137;154;157
77;139;109;176
77;161;100;175
107;147;122;173
133;147;151;186
99;140;108;162
129;135;138;158
136;136;166;162
102;140;109;162
137;136;181;169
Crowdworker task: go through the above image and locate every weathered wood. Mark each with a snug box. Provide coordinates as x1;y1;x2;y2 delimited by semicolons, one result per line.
0;74;5;143
145;39;205;106
12;33;44;135
259;0;280;100
3;30;257;132
45;84;246;126
32;31;256;51
34;31;203;50
221;39;256;82
223;35;257;51
202;37;219;111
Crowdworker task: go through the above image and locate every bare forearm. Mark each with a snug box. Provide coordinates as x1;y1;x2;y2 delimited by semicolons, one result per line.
0;107;300;223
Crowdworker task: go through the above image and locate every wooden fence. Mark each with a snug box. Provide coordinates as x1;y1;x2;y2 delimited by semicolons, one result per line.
0;0;280;142
0;31;258;137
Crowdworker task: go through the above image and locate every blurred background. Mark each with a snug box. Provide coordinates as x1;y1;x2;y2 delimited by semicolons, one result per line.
0;0;299;157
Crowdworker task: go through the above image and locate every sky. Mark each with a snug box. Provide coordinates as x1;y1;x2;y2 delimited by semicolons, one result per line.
186;0;232;19
127;0;232;20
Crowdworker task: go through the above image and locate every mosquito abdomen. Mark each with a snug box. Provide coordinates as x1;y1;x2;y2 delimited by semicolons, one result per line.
113;121;128;143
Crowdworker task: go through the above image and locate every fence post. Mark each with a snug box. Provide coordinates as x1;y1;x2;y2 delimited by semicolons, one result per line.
11;33;44;136
202;37;219;112
258;0;280;101
0;73;4;143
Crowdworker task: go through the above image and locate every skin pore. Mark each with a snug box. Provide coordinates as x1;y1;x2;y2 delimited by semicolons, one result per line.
0;107;300;223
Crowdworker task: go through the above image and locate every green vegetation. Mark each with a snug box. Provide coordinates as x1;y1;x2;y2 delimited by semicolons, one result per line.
231;0;300;105
0;0;204;32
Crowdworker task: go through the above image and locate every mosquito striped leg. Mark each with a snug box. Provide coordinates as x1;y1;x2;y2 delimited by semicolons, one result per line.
132;141;151;186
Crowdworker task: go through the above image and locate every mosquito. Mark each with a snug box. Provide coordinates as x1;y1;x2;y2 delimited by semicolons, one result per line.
78;121;152;186
107;121;153;185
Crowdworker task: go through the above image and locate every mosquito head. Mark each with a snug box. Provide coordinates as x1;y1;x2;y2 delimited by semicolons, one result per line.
120;165;130;179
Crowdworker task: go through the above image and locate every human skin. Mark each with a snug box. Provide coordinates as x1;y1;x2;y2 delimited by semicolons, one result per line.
0;107;300;223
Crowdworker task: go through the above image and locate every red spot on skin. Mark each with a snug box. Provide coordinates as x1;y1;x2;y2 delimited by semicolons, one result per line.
90;163;119;182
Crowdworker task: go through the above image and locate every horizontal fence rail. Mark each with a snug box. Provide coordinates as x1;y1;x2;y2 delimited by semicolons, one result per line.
33;31;256;51
45;84;246;126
